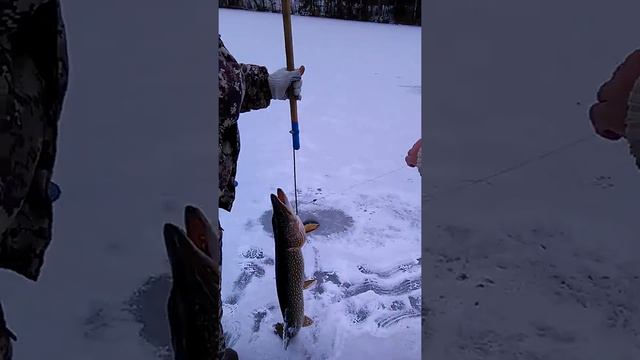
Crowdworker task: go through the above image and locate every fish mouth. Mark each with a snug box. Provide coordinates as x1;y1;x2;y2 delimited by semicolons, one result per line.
277;188;288;205
163;223;217;288
184;205;220;264
271;188;294;216
184;205;211;256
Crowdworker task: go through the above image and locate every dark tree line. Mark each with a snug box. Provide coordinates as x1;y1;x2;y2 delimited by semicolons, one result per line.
220;0;421;26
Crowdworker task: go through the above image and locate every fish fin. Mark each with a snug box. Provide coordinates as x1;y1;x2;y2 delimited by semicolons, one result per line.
303;279;316;290
304;222;319;233
273;323;284;338
303;316;314;327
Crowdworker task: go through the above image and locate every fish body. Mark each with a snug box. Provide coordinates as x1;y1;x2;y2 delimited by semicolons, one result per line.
270;188;318;349
164;206;237;360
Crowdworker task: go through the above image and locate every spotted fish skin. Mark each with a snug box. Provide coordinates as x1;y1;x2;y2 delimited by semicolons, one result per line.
164;206;237;360
270;188;317;349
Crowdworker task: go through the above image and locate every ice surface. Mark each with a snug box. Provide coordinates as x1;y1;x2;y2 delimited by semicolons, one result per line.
218;9;421;359
423;1;640;359
0;6;421;360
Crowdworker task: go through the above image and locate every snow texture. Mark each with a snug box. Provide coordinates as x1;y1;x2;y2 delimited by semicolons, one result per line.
0;6;421;360
423;1;640;359
216;9;421;359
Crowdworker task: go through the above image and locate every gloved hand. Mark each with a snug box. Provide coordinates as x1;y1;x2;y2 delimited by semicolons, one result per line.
589;50;640;140
268;67;304;101
405;139;422;168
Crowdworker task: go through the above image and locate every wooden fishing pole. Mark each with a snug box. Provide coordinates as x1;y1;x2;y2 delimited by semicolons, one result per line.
282;0;304;214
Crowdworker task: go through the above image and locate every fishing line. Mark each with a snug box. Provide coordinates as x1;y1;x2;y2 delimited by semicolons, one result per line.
293;147;299;215
301;134;595;208
339;166;406;193
297;165;408;207
424;134;595;202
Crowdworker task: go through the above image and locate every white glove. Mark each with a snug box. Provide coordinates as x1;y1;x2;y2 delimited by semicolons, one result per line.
268;67;303;100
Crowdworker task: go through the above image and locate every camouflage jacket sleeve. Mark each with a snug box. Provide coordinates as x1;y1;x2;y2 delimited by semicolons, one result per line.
0;0;69;281
218;35;273;211
0;0;51;34
238;63;272;113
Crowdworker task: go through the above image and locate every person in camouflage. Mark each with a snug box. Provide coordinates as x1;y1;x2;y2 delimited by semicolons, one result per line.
0;2;67;356
217;35;303;358
219;35;303;212
0;0;68;283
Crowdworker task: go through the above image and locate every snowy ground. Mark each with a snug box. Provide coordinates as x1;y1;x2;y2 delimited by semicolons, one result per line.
0;6;421;360
217;9;421;360
423;1;640;359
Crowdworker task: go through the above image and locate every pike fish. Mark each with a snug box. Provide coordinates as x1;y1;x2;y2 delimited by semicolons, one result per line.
270;188;319;349
163;205;238;360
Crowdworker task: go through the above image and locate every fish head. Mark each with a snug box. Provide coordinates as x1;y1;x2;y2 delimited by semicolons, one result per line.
163;223;220;291
270;188;306;249
184;205;221;265
272;188;294;211
163;222;223;358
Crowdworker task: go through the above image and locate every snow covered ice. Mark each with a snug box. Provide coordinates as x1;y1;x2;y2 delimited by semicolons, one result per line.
423;1;640;359
0;5;421;360
217;9;421;360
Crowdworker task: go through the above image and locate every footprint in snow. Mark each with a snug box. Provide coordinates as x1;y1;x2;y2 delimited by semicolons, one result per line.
224;247;273;305
310;259;422;329
357;258;421;278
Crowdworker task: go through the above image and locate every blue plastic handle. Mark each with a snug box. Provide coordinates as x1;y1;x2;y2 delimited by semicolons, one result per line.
290;122;300;150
